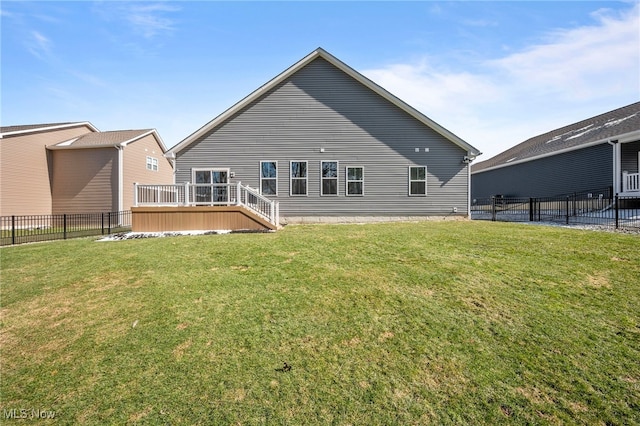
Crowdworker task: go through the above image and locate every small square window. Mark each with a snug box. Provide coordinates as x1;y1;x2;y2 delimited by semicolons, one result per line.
146;156;158;171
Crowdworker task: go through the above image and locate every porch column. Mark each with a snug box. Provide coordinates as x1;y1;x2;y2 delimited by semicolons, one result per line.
609;140;620;195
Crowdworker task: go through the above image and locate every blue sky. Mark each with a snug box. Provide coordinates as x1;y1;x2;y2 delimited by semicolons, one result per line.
2;1;638;160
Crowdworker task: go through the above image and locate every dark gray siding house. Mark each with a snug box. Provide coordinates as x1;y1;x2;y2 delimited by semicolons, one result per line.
471;102;640;199
169;48;481;222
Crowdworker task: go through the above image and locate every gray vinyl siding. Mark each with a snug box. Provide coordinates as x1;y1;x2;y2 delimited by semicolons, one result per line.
176;57;469;217
471;143;613;199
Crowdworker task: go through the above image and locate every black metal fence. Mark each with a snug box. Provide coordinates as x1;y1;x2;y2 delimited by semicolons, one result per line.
1;211;131;246
471;188;640;231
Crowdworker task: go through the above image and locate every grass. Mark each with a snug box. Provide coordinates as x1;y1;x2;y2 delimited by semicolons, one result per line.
1;225;131;246
1;221;639;424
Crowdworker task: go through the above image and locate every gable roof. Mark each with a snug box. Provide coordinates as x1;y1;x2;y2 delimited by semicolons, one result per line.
48;129;168;152
0;122;99;137
169;47;481;157
473;102;640;174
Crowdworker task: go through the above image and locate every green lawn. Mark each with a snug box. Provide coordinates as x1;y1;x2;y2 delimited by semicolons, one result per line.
1;221;638;424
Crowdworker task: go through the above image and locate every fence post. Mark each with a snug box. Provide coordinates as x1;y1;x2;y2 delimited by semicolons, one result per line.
565;196;569;225
615;195;619;229
101;212;105;235
63;214;67;239
529;198;534;222
184;182;190;206
108;212;112;234
134;183;139;207
11;215;16;245
237;181;242;206
491;196;496;221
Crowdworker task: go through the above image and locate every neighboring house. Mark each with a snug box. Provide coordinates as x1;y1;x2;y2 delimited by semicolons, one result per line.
471;102;640;199
168;48;481;222
0;122;173;216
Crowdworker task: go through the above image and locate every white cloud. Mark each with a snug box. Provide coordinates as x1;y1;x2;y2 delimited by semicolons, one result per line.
26;30;53;59
93;1;180;39
488;5;640;101
126;3;180;39
362;3;640;160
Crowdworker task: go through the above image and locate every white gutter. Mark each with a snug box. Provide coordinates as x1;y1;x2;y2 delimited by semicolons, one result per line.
0;122;99;138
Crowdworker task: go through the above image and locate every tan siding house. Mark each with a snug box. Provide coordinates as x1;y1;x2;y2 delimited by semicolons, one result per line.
122;133;174;211
0;123;98;216
50;148;118;213
0;123;173;216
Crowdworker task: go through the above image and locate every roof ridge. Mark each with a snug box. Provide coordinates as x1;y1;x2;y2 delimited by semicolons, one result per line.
169;48;481;156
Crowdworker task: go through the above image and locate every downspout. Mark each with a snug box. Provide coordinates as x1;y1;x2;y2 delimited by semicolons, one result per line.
165;151;176;183
607;139;619;195
467;161;471;218
463;153;477;219
117;145;124;212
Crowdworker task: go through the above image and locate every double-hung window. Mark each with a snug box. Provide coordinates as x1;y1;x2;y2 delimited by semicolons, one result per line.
290;161;308;196
260;161;277;195
146;156;158;171
409;166;427;196
321;161;338;196
346;166;364;196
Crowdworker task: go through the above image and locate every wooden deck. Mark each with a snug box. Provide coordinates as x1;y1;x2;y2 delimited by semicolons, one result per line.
131;206;277;232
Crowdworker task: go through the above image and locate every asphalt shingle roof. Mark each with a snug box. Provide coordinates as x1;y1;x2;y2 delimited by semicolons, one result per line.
57;129;154;148
472;102;640;173
0;122;86;135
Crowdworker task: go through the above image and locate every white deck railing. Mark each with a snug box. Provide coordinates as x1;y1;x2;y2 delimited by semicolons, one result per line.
622;172;640;193
133;182;279;226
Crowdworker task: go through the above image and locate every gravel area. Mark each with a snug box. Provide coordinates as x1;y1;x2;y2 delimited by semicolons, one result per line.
472;216;640;234
97;229;273;241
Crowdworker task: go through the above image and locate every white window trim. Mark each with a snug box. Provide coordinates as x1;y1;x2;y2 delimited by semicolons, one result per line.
191;168;230;205
260;160;278;196
146;156;158;171
320;160;339;196
290;160;308;197
346;166;364;197
409;166;427;196
191;168;231;183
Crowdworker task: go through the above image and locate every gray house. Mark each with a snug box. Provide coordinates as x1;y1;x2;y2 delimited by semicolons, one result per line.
471;102;640;199
167;48;481;223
